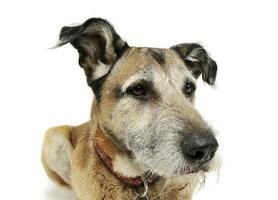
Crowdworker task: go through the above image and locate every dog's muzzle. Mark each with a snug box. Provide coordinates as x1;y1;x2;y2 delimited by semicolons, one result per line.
181;134;218;164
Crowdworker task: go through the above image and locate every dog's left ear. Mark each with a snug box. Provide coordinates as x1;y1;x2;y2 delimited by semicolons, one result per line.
170;43;217;85
56;18;128;96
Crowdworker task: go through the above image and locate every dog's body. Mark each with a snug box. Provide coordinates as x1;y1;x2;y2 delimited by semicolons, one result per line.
42;18;220;200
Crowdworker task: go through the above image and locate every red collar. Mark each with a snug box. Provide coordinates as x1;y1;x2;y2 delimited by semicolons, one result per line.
93;128;159;187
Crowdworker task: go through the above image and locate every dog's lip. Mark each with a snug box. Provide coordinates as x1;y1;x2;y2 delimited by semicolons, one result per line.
199;164;210;172
180;164;209;175
187;168;206;174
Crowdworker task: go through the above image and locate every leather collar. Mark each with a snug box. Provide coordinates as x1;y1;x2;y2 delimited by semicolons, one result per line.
93;127;160;187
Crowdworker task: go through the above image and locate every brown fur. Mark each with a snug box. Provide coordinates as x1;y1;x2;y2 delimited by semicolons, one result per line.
42;102;195;200
41;47;212;200
42;18;218;200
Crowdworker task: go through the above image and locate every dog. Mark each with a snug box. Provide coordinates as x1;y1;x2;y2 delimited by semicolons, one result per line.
41;18;220;200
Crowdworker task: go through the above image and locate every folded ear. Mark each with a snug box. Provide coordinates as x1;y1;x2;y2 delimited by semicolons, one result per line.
170;43;217;85
57;18;128;93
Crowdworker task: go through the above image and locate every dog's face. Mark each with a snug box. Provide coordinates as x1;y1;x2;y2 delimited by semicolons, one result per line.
58;18;219;177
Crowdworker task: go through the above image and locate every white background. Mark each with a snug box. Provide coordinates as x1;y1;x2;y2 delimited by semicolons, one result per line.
0;0;278;199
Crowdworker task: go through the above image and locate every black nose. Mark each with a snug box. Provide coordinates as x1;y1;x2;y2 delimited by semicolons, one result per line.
182;134;218;163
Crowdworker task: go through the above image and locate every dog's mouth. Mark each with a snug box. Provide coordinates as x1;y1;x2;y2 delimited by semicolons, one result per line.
189;165;209;174
177;163;210;175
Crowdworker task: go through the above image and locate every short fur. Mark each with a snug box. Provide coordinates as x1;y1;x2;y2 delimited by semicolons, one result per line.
42;18;220;200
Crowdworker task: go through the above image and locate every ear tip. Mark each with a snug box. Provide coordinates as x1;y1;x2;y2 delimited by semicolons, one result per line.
208;77;216;85
202;74;216;85
204;58;217;85
59;26;71;39
210;59;218;74
49;31;71;49
48;42;62;49
58;24;83;45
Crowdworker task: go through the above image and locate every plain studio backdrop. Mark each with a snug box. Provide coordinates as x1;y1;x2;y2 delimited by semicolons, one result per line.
0;0;278;199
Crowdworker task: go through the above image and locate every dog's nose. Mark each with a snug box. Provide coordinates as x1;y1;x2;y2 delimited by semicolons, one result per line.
182;134;218;163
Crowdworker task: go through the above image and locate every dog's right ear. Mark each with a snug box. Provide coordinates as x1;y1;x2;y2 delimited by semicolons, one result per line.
56;18;128;98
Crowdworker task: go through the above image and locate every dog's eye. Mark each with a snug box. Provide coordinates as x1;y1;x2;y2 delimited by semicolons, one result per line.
184;82;196;96
128;84;146;98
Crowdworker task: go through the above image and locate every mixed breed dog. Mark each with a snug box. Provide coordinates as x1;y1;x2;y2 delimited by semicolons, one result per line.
41;18;220;200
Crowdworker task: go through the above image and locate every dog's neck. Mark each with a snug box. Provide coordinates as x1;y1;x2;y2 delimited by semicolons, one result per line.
93;126;159;187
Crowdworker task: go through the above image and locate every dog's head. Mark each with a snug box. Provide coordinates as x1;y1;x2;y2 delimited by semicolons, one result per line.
58;18;219;177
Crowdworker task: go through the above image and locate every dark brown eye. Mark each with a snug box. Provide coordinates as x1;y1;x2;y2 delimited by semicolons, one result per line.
184;82;196;96
129;84;146;97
